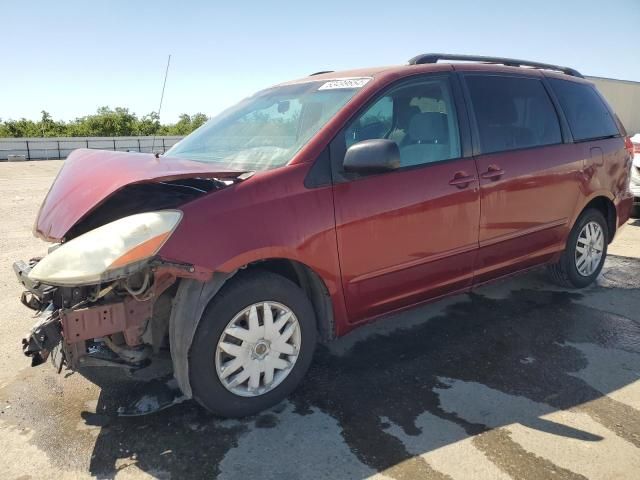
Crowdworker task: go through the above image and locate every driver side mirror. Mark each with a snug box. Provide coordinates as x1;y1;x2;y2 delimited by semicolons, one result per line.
343;139;401;174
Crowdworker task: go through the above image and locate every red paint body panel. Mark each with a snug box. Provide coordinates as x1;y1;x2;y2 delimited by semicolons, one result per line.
473;143;583;282
158;163;351;335
582;137;634;229
34;148;245;241
333;159;479;321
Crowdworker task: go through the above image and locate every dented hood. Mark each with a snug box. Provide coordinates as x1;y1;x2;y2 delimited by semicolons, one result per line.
35;148;245;241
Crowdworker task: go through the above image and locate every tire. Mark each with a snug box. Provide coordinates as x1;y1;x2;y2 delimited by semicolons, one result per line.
547;208;608;288
189;270;317;417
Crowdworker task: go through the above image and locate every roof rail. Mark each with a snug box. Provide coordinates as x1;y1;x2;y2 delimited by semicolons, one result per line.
408;53;583;78
309;70;334;76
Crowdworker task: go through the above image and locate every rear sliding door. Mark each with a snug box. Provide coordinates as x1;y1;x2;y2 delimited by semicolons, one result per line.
461;73;582;283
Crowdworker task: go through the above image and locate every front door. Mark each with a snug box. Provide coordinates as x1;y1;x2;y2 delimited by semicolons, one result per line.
332;75;480;322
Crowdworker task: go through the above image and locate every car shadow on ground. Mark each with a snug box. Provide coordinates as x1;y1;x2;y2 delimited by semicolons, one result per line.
1;257;639;479
71;256;640;479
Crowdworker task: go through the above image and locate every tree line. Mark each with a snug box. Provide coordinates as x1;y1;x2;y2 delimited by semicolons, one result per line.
0;108;208;138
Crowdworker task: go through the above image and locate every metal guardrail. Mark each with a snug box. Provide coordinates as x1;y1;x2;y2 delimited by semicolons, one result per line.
0;136;184;161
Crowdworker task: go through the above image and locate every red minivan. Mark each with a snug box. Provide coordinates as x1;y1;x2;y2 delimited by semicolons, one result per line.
15;54;635;417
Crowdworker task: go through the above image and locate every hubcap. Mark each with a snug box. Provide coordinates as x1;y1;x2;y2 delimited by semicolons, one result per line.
215;301;301;397
575;221;605;277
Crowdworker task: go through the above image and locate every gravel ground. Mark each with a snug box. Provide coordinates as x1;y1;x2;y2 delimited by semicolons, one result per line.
0;160;639;479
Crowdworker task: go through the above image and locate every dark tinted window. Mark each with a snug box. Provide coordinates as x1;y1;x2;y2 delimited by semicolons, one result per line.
548;78;619;141
466;75;562;154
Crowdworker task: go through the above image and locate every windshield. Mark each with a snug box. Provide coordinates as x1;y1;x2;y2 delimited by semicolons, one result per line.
165;79;368;171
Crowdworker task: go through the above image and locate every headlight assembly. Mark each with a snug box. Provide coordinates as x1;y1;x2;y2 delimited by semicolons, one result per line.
29;210;182;286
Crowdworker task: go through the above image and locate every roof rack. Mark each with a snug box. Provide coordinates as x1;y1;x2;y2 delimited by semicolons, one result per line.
309;70;334;76
408;53;583;78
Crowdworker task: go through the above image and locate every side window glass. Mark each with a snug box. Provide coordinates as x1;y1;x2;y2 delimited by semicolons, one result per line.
345;96;393;148
548;78;619;141
344;78;461;168
465;76;562;154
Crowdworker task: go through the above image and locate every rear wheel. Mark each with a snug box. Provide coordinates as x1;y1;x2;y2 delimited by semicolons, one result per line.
548;208;608;288
189;271;317;417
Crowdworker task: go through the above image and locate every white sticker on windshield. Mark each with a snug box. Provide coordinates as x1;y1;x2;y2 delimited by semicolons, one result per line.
318;77;372;90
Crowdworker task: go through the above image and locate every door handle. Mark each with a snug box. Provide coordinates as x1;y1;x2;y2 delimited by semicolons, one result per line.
449;172;476;189
480;164;505;180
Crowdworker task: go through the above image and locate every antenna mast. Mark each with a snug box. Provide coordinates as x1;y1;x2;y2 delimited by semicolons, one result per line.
151;54;171;156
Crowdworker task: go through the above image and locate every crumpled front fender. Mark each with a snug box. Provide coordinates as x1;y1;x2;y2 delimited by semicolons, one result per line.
169;271;235;397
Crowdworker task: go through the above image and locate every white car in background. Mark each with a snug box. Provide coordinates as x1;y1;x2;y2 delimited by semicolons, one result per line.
632;133;640;217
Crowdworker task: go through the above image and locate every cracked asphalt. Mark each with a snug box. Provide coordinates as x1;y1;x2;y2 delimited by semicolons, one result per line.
1;160;639;479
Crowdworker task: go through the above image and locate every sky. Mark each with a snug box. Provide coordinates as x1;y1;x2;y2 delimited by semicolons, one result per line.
2;0;640;124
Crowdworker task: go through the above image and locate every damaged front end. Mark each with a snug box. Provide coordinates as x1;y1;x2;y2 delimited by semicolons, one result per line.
14;149;250;398
16;251;206;374
15;208;184;374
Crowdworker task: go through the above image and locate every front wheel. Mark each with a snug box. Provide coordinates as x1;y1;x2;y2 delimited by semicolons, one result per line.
548;208;608;288
189;271;317;417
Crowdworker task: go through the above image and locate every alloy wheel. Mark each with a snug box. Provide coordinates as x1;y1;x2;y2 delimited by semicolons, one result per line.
575;221;605;277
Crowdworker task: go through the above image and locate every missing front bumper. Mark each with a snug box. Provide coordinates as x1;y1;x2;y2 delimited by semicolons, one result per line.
14;260;63;367
21;306;63;367
14;259;180;373
21;302;154;372
15;258;133;371
13;260;55;311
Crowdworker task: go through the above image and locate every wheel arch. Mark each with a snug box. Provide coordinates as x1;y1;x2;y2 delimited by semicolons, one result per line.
168;258;335;398
579;195;617;243
242;258;335;343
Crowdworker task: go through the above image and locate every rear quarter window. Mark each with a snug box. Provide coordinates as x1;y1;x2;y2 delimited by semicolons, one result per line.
548;78;620;142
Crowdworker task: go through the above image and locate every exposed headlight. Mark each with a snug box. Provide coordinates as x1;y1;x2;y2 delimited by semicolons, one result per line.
29;210;182;286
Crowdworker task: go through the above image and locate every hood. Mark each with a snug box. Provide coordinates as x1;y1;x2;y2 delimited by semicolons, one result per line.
35;149;246;242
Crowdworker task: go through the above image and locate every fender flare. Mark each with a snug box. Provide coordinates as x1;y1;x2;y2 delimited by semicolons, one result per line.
571;191;617;241
169;271;235;397
569;190;611;227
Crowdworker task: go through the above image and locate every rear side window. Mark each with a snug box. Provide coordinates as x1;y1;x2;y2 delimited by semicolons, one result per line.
548;78;619;142
465;75;562;154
